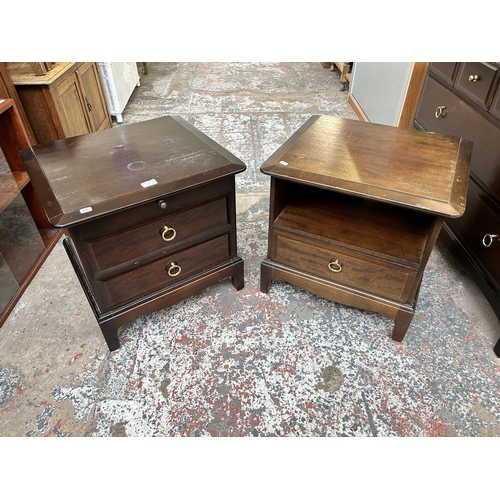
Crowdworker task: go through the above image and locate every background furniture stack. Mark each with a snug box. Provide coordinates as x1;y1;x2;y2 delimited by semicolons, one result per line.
413;62;500;356
6;62;112;143
321;62;352;91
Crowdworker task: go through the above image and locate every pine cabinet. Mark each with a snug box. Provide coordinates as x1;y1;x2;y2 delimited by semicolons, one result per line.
7;62;112;144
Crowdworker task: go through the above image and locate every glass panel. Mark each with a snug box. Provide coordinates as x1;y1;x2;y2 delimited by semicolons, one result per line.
0;252;20;316
0;150;45;288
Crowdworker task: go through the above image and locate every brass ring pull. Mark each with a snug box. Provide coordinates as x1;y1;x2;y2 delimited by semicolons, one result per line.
435;105;447;118
167;262;182;277
482;234;499;248
328;259;342;273
469;74;479;82
160;225;176;241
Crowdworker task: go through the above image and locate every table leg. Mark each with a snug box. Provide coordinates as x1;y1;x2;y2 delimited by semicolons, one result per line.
231;259;245;291
100;320;122;351
391;308;415;342
260;260;272;293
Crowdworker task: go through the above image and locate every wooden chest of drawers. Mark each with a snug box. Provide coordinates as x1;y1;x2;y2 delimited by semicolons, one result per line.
21;116;246;350
414;62;500;356
260;115;472;342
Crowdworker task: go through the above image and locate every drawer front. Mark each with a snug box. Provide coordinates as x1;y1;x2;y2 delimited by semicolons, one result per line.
98;234;230;309
274;232;417;302
75;176;233;240
415;76;500;203
455;62;499;110
82;197;228;276
445;180;500;289
430;62;459;86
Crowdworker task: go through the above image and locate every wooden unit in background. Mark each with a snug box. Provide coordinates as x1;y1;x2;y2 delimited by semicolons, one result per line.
260;115;472;342
414;62;500;356
7;62;112;144
0;99;61;326
0;63;36;144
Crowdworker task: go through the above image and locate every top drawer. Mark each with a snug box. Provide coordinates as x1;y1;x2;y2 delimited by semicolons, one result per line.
454;62;499;110
429;62;459;86
415;76;500;203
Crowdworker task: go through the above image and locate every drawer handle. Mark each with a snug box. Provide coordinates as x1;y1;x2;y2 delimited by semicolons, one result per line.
167;262;182;277
158;199;167;209
328;259;342;273
468;74;479;82
435;105;447;118
160;225;176;241
482;234;499;248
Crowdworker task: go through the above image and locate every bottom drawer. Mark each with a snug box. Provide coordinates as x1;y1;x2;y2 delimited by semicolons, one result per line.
274;232;417;302
98;235;230;309
446;180;500;289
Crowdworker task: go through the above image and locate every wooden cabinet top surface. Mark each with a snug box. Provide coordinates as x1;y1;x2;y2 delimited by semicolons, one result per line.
261;115;472;218
7;62;77;85
21;116;246;228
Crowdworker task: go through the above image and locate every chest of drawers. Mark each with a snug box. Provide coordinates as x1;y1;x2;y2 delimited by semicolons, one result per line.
260;115;472;342
21;116;246;350
414;62;500;356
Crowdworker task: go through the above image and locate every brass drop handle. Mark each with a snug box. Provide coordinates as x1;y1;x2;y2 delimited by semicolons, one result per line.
167;262;182;277
328;259;342;273
160;225;176;241
469;74;479;82
482;234;499;248
435;105;447;118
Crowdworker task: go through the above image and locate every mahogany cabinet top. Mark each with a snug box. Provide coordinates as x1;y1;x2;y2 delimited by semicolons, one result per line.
20;116;246;227
261;115;472;217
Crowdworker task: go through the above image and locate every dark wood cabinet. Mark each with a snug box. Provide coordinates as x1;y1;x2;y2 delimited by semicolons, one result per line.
260;115;471;342
414;62;500;356
0;99;60;326
21;115;246;351
7;62;112;144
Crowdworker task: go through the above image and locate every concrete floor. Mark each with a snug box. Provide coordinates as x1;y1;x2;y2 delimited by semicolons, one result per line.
1;62;499;437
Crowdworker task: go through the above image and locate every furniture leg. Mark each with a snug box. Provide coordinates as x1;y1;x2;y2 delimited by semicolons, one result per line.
260;259;272;293
231;259;245;290
100;320;122;351
392;308;415;342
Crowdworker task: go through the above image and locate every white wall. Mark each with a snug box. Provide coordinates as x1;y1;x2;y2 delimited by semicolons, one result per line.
350;62;413;126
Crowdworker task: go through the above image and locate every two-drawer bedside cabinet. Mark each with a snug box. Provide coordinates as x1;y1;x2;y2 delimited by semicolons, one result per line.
260;115;472;342
21;116;246;350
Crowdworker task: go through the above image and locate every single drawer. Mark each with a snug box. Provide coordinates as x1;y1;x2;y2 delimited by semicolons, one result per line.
415;76;500;203
445;179;500;289
81;197;228;277
455;62;499;110
98;234;230;309
274;231;417;302
430;62;459;86
75;176;233;240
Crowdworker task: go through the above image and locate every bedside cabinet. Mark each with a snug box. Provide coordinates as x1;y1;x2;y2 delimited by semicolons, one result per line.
260;115;472;342
21;116;246;350
414;62;500;356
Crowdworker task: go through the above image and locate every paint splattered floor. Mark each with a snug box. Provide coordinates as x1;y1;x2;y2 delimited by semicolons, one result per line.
1;63;499;438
